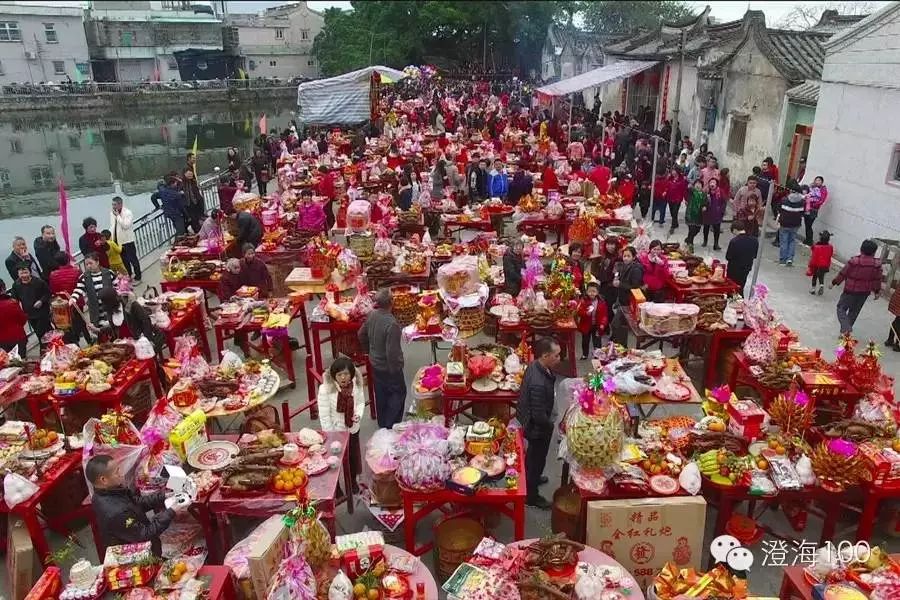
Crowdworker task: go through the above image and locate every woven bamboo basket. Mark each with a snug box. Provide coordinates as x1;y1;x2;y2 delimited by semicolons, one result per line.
391;288;419;327
566;407;625;470
454;306;485;338
347;233;375;262
371;471;402;507
433;514;484;581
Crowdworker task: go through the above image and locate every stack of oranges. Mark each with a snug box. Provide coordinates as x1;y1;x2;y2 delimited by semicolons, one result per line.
273;468;307;493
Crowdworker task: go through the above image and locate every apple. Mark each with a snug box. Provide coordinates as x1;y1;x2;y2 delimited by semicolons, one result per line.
719;466;730;476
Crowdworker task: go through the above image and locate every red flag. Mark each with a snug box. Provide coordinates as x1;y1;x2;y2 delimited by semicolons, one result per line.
259;113;267;134
58;178;71;253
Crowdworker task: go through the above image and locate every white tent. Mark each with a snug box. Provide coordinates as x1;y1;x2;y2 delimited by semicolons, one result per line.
536;60;658;97
297;65;408;125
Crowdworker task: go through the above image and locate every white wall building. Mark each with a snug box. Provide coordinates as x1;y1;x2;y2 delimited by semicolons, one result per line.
804;1;900;260
0;4;91;84
224;2;324;79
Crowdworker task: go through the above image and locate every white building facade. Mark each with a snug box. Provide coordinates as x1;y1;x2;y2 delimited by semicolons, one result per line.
224;3;324;80
804;1;900;260
0;4;91;85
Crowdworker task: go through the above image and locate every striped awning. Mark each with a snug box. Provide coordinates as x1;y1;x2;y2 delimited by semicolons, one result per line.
536;60;658;97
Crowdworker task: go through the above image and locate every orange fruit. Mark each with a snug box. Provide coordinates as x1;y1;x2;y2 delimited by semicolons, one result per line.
775;446;786;455
367;589;380;600
275;480;285;491
768;439;779;449
353;583;367;597
757;458;769;470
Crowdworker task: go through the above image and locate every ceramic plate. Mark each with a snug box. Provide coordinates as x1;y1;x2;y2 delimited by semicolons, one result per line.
301;455;329;476
188;441;240;471
19;439;64;460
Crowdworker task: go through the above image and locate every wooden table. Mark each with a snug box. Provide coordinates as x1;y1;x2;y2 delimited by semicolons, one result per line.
27;358;163;428
516;217;570;245
622;308;688;352
367;258;432;291
496;321;578;377
442;217;495;240
213;301;302;389
401;432;526;556
159;302;211;361
200;430;353;562
285;268;353;296
727;351;791;409
441;386;519;428
591;358;702;420
161;278;221;311
0;452;89;566
666;277;740;303
701;327;752;388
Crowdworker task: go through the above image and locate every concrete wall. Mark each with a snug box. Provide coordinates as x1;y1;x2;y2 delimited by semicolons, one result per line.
0;85;296;113
244;53;315;78
228;5;322;78
707;36;788;182
823;8;900;87
0;10;90;84
805;82;900;260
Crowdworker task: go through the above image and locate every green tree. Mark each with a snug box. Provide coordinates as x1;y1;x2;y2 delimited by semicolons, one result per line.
312;1;561;77
581;1;695;35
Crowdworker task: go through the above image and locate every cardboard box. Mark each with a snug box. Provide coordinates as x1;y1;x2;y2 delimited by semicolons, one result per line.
728;398;767;441
247;518;291;600
586;496;707;589
7;518;42;600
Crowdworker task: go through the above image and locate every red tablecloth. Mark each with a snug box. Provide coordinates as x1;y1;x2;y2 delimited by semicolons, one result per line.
441;386;519;428
666;277;740;302
160;302;211;360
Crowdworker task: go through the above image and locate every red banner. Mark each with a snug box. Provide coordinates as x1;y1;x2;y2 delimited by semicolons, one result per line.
661;64;671;126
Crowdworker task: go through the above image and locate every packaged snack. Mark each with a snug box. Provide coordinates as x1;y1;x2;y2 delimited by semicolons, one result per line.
768;456;802;491
748;470;776;496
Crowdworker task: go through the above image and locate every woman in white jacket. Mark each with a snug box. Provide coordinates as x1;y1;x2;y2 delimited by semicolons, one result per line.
317;356;366;485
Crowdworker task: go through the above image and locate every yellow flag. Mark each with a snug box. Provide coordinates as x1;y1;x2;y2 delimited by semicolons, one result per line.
191;135;198;176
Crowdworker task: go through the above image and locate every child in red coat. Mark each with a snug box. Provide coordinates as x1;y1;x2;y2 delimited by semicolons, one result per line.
808;230;833;295
577;282;609;360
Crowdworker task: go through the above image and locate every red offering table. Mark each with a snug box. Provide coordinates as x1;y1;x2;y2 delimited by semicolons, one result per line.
666;277;740;302
213;301;303;389
516;217;570;244
29;358;163;427
401;431;526;556
441;386;520;428
159;302;211;360
0;452;89;566
161;278;221;311
703;327;752;388
855;482;900;542
496;320;578;377
367;257;432;291
777;554;900;600
200;431;353;562
727;351;791;409
443;217;495;239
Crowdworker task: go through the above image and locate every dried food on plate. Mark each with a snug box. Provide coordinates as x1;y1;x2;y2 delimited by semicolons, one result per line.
295;428;325;446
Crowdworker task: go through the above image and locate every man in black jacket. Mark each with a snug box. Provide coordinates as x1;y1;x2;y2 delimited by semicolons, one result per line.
517;337;561;509
725;220;759;297
33;225;61;278
87;454;187;557
11;264;50;351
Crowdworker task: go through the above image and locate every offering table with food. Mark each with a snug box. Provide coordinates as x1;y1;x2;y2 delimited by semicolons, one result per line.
396;423;527;557
170;357;281;421
442;535;645;600
213;296;303;389
197;428;352;561
665;255;739;302
778;553;900;600
156;293;212;361
0;448;88;566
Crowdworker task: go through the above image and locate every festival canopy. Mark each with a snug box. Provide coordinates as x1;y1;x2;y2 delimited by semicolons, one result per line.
297;65;408;125
536;60;659;97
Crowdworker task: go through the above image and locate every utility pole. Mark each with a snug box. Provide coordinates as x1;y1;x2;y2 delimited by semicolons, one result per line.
748;182;775;297
369;31;375;64
482;22;487;71
669;28;686;154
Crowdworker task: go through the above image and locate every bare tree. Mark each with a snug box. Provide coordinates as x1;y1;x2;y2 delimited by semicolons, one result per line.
777;1;877;30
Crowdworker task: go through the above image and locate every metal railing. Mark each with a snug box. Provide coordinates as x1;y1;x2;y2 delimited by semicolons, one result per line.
1;78;305;96
71;171;223;266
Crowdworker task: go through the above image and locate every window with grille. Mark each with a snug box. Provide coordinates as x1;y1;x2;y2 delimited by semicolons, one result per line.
307;59;314;66
0;22;21;42
0;169;10;191
727;118;748;156
44;23;57;43
0;59;4;75
30;166;52;188
10;139;21;153
73;164;84;182
76;62;89;75
275;28;284;39
270;60;276;67
69;135;80;149
53;61;65;75
167;56;178;69
301;29;309;40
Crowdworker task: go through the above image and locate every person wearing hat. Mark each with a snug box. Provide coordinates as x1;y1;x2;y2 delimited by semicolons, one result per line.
238;244;272;298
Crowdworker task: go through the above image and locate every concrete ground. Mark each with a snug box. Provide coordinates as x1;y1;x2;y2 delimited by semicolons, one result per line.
5;221;900;598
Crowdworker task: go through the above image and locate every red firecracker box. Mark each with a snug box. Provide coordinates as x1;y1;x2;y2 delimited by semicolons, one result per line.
24;567;62;600
727;398;767;440
798;372;844;398
860;442;900;488
340;544;384;580
774;326;798;353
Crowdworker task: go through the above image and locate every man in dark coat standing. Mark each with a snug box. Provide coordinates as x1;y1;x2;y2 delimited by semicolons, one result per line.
725;220;759;297
517;337;561;509
33;225;61;278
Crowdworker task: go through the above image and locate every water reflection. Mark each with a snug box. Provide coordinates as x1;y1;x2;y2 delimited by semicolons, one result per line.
0;103;294;222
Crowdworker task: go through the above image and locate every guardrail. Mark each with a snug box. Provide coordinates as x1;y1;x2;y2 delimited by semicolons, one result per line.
1;78;305;96
71;171;223;266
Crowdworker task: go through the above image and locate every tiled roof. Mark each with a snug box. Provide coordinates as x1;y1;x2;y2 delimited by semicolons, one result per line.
764;30;834;81
785;80;820;105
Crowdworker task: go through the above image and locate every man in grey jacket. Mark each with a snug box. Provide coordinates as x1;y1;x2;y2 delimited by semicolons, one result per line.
359;288;406;428
517;337;561;509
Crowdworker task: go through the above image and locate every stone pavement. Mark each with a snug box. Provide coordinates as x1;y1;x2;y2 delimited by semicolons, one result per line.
6;223;899;598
